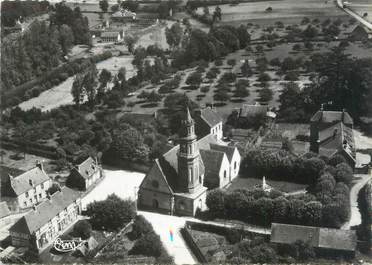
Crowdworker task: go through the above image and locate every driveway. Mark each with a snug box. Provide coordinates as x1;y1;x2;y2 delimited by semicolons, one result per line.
81;168;145;209
138;211;197;265
341;174;371;230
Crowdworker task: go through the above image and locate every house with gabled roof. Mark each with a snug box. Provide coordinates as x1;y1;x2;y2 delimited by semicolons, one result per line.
9;187;81;252
195;107;223;140
66;157;103;191
271;223;357;257
138;107;241;216
1;162;51;211
310;109;356;169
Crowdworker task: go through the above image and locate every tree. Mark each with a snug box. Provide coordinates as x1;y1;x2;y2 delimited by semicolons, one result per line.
334;162;353;184
165;22;183;49
237;63;251;82
236;24;251;48
86;194;136;230
82;64;98;107
131;215;154;239
73;220;92;239
71;74;84;106
108;123;149;162
259;87;273;102
59;24;75;54
328;154;346;166
206;189;226;217
99;69;112;91
203;6;209;16
147;90;162;103
214;90;230;102
213;6;222;22
124;35;138;53
99;0;109;12
129;232;163;257
121;0;138;12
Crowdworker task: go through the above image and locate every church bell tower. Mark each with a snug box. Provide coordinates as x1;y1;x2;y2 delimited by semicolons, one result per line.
177;107;201;193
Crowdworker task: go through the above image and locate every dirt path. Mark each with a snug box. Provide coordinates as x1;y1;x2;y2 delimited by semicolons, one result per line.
341;174;371;230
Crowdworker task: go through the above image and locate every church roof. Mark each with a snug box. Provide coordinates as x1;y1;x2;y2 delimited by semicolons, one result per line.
200;149;225;173
210;144;236;162
310;110;353;125
198;108;222;127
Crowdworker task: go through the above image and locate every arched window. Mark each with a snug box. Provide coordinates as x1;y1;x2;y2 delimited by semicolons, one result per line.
199;175;202;184
224;170;227;179
234;161;237;170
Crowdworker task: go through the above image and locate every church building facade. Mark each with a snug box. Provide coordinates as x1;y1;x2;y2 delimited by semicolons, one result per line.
138;107;241;216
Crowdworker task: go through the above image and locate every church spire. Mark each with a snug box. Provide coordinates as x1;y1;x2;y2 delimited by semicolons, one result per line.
186;107;192;123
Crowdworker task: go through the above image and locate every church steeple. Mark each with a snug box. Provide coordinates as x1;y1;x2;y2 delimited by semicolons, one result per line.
177;107;202;193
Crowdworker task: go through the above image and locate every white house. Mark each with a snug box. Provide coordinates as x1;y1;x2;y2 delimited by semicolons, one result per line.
210;144;241;181
195;107;223;140
2;162;51;211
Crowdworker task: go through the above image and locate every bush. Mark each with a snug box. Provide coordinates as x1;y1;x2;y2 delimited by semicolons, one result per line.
86;194;136;231
129;232;163;257
73;220;92;240
225;229;242;244
284;71;299;81
131;215;153;239
186;72;203;85
257;73;271;82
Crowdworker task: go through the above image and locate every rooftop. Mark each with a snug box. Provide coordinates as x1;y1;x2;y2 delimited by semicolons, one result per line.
271;223;357;251
76;157;98;179
10;187;80;234
197;107;223;127
310;110;353;125
101;31;120;38
239;103;268;117
9;167;50;196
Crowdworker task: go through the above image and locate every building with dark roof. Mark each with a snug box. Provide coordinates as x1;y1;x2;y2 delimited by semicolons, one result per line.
349;24;372;41
111;9;136;22
310;109;356;169
237;102;276;127
271;223;357;256
101;31;122;43
66;157;103;191
1;163;51;211
195;107;223;140
138;107;240;216
9;187;81;252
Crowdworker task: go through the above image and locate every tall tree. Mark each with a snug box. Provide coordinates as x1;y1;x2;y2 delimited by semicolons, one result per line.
71;74;85;106
165;22;183;49
99;0;109;12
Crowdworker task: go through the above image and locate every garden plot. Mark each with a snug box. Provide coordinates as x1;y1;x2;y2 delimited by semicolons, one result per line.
196;0;347;24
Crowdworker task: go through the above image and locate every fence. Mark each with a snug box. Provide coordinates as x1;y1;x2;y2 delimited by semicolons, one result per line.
180;226;207;263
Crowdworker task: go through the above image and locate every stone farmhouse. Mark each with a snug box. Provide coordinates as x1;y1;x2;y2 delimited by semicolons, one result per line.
310;108;356;169
66;157;103;191
9;187;81;252
138;107;240;216
0;162;51;211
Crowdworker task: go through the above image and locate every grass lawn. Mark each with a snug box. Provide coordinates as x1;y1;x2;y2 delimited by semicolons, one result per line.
227;177;307;193
196;0;348;25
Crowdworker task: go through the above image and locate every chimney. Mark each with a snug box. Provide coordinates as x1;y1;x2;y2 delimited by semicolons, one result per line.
36;160;44;172
29;179;33;187
32;205;36;211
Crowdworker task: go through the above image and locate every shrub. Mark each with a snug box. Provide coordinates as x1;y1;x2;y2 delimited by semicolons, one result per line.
215;59;223;66
257;73;271;82
200;86;210;93
129;231;163;257
284;71;299;81
73;220;92;240
131;215;154;239
225;229;242;244
86;194;136;231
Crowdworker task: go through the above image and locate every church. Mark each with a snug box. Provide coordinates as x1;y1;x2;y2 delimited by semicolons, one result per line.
138;107;241;216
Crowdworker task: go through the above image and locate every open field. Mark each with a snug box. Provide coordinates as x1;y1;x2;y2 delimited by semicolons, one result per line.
196;0;349;25
227;176;307;193
347;0;372;23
